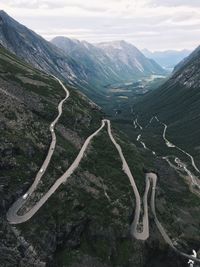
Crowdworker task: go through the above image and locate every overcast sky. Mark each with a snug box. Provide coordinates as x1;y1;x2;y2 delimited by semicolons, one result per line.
1;0;200;51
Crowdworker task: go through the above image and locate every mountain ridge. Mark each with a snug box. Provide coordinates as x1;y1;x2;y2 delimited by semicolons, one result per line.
96;40;165;75
135;44;200;165
0;10;166;100
52;36;166;79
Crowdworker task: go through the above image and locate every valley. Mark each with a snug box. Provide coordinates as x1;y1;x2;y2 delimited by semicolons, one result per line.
98;74;167;118
134;116;200;194
0;9;200;267
6;76;199;265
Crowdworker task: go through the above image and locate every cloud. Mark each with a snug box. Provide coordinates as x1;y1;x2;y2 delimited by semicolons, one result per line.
1;0;199;51
152;0;200;7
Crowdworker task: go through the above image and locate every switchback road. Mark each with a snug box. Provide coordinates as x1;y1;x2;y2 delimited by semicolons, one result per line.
7;78;200;264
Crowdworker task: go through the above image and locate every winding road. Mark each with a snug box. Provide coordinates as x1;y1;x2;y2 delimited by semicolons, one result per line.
7;78;200;264
156;116;200;189
161;120;200;173
136;116;200;190
134;116;200;263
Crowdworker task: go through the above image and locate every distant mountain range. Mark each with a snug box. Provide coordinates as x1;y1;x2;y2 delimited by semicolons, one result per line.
0;10;166;99
96;41;165;76
52;37;165;82
142;48;191;70
52;36;164;81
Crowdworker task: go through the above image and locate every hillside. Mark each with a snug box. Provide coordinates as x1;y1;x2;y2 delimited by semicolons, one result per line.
134;46;200;169
0;44;155;266
96;41;165;77
51;37;121;89
0;11;87;86
1;9;200;266
1;42;200;267
0;10;168;103
52;37;166;83
174;45;200;73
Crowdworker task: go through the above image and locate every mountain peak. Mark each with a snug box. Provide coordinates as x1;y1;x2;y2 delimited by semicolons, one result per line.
0;10;12;20
0;11;166;93
112;40;126;45
52;36;80;44
97;40;128;49
0;10;21;27
0;10;7;15
0;10;8;21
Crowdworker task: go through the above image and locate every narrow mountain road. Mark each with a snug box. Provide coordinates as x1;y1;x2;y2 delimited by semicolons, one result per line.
156;116;200;189
131;174;150;240
136;116;200;189
106;120;141;238
26;75;69;197
148;172;200;263
135;117;143;130
7;119;106;224
160;118;200;173
6;78;200;264
134;117;200;263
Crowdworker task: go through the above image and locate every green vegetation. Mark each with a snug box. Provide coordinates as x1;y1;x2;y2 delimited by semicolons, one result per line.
1;40;199;267
0;45;148;266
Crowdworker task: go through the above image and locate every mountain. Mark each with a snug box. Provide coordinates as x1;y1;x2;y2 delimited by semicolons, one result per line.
1;10;199;267
136;45;200;164
1;41;200;267
52;37;166;83
51;36;123;88
52;36;165;82
142;48;191;70
0;10;87;87
0;42;140;266
1;43;199;267
174;45;200;72
0;10;111;99
0;43;171;267
96;41;166;77
0;10;166;101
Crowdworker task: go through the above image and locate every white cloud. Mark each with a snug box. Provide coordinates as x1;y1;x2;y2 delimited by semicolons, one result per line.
1;0;199;51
